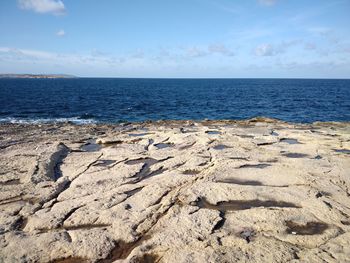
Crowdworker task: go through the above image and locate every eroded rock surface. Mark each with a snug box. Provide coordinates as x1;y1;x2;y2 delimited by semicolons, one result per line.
1;119;350;262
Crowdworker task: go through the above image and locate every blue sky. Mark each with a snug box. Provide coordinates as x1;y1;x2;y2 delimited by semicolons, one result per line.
0;0;349;78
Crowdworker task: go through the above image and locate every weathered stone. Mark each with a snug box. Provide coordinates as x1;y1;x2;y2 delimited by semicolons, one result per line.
0;119;350;262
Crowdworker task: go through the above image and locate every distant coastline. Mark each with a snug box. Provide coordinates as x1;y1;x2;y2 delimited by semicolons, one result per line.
0;74;77;79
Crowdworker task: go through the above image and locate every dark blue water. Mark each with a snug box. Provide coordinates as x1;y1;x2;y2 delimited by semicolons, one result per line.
0;78;349;124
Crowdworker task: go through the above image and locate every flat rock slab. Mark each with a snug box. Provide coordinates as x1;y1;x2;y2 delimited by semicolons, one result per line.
0;119;350;262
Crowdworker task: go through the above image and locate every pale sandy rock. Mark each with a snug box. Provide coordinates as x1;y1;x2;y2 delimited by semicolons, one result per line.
0;119;350;262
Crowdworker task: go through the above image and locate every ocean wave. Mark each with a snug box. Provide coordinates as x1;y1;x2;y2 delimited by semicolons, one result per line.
0;117;98;124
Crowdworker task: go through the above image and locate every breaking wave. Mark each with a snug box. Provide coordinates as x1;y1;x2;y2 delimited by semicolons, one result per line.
0;117;98;124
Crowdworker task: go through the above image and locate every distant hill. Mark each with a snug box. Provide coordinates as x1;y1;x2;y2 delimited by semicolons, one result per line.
0;74;78;79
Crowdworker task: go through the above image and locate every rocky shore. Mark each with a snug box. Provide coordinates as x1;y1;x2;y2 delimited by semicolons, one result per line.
1;118;350;262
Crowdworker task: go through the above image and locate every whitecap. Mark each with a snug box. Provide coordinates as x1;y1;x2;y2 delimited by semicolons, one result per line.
0;117;98;124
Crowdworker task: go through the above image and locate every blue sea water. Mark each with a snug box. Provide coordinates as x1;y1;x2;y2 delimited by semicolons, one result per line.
0;78;349;124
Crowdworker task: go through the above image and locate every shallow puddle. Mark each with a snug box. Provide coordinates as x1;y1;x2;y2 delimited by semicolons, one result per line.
125;158;166;182
315;191;331;198
80;140;102;152
229;157;250;161
206;130;221;135
100;140;123;146
282;152;309;158
93;160;116;166
195;198;300;212
333;149;350;154
280;138;301;144
180;128;197;133
238;163;271;169
213;144;230;150
124;187;144;197
128;133;150;137
52;257;89;263
216;178;263;186
125;158;158;166
183;169;200;175
237;134;255;138
63;224;111;231
257;141;276;146
154;143;173;149
285;221;328;235
239;228;256;243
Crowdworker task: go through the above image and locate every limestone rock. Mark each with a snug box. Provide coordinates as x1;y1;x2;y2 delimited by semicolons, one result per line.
0;120;350;262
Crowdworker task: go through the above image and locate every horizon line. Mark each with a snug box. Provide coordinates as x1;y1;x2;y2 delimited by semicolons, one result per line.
1;74;350;80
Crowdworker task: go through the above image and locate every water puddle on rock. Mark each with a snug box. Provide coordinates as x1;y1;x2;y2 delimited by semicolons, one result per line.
216;178;263;186
333;149;350;154
280;138;301;144
229;157;250;161
80;140;102;152
271;131;279;136
124;187;144;197
216;178;289;188
257;141;277;146
285;221;328;235
125;158;158;166
239;228;256;243
93;160;116;166
237;163;271;169
213;144;230;150
100;140;123;146
64;224;111;231
183;170;201;175
52;257;89;263
194;198;300;212
125;158;166;182
129;133;150;137
180;128;197;134
154;143;173;149
206;130;221;135
282;152;309;158
237;134;255;138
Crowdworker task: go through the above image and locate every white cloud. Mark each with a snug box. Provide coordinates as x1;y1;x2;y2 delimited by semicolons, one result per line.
307;27;332;36
254;44;276;56
186;47;208;58
0;47;56;60
181;44;235;59
254;40;301;56
1;46;349;78
208;44;234;56
130;49;145;59
0;46;142;66
56;29;65;37
258;0;277;6
304;42;316;50
18;0;65;15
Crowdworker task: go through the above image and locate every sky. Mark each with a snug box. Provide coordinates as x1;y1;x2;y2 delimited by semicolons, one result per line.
0;0;349;78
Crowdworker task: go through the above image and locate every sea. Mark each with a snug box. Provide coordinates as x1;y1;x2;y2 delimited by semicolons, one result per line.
0;78;349;124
